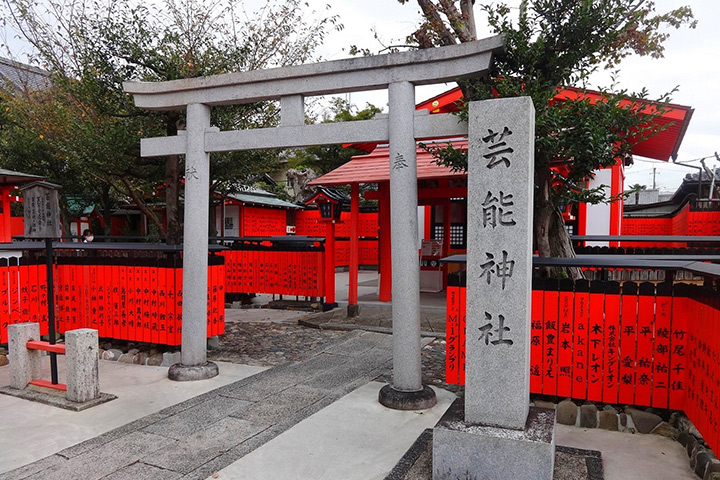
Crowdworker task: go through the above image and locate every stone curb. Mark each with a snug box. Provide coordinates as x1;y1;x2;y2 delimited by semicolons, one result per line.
297;319;445;338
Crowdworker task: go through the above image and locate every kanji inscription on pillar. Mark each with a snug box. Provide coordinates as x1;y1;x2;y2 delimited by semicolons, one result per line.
466;97;535;429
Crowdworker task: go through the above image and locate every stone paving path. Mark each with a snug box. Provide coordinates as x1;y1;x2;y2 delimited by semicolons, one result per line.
0;331;394;480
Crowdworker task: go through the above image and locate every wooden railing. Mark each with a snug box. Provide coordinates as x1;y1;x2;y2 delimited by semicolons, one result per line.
445;273;719;455
217;237;326;298
0;245;225;346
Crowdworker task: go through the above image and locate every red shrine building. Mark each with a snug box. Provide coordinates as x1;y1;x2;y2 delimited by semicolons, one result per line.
309;87;694;302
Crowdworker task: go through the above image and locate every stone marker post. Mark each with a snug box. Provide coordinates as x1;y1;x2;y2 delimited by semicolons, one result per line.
7;323;42;390
65;329;100;403
433;97;555;480
20;181;62;239
168;103;219;381
379;81;436;410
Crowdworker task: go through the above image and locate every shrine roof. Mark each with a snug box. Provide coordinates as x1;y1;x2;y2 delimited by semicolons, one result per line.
0;168;44;186
309;140;467;186
226;190;301;209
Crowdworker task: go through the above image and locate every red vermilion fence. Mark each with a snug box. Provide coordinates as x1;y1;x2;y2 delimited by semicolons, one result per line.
220;237;325;298
445;275;720;454
295;210;379;267
0;251;225;346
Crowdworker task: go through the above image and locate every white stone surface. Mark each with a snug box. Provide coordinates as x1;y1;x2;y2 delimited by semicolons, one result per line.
124;36;505;109
65;328;100;403
388;81;422;392
466;97;535;429
181;103;213;368
0;358;266;474
7;322;42;389
208;382;456;480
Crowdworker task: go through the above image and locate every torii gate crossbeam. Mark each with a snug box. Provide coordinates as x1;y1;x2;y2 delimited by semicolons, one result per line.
123;35;504;410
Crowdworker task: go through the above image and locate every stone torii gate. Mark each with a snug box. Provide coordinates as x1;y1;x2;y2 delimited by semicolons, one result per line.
124;35;504;409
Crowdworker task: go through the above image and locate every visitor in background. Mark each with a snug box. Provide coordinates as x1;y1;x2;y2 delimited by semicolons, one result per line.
82;229;94;242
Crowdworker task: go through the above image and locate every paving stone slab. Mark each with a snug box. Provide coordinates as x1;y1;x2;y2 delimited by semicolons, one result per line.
100;462;182;480
230;385;326;425
300;348;393;391
143;395;253;440
29;431;177;480
144;417;267;474
0;455;66;480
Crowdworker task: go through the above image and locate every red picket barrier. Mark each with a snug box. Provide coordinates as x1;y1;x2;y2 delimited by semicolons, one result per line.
603;281;620;404
635;282;656;406
652;283;673;408
618;282;639;405
530;277;544;394
542;278;559;396
557;279;574;398
445;281;461;385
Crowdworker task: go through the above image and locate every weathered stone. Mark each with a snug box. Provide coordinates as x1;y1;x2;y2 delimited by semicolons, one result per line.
102;348;123;361
619;413;628;427
8;322;43;389
117;353;135;363
691;444;706;470
134;352;149;365
161;351;182;367
602;404;619;414
678;431;692;447
651;421;679;440
534;400;555;410
695;451;712;478
626;407;662;434
704;459;720;480
687;435;698;457
598;410;618;431
433;402;555;480
556;399;578;426
0;353;9;366
465;97;535;429
65;328;100;403
147;353;164;366
127;348;140;355
207;336;220;350
580;404;598;428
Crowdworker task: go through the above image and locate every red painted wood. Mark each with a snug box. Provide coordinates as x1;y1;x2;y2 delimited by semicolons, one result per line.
458;283;467;386
9;258;20;328
587;281;605;402
668;283;688;410
572;280;590;400
557;279;574;398
0;259;9;343
445;284;460;385
652;283;673;408
349;183;360;307
26;340;66;354
542;278;559;397
29;379;67;391
635;282;656;407
378;182;392;302
602;281;620;404
530;278;544;394
619;282;639;405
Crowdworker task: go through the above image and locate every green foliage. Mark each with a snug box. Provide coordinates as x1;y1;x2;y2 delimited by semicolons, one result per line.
0;0;340;234
288;98;382;175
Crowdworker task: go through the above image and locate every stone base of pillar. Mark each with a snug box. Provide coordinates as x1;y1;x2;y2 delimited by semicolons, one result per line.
433;400;555;480
168;361;219;381
347;304;360;318
378;384;437;410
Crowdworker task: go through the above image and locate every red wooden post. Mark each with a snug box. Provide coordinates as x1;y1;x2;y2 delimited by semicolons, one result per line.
652;282;673;408
530;277;544;394
542;278;559;396
603;281;620;404
557;278;574;398
587;280;605;402
572;280;590;400
618;282;638;405
458;279;467;386
324;219;335;304
0;187;11;242
445;275;461;385
348;183;359;313
378;181;392;302
668;283;688;410
635;282;656;406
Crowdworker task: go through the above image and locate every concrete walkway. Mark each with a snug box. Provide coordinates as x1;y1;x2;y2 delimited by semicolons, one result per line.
0;331;455;480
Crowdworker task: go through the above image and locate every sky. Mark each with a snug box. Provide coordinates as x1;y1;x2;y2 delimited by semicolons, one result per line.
308;0;720;193
2;0;718;193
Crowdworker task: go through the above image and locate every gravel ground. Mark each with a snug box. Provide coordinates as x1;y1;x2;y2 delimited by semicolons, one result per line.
207;320;464;395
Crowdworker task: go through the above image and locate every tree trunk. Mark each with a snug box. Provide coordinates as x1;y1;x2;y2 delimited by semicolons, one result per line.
165;114;182;245
534;168;583;279
101;184;112;236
